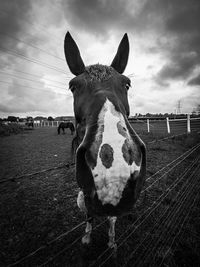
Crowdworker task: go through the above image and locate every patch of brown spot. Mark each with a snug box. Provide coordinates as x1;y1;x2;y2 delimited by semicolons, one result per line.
99;144;114;168
122;139;135;165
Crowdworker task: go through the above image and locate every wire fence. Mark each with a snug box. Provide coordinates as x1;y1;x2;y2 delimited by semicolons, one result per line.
0;162;75;184
1;131;197;185
123;158;200;267
6;141;200;267
1;119;199;266
90;152;200;266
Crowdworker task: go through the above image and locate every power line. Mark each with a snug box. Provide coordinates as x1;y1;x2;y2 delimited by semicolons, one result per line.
0;46;69;75
0;9;63;47
0;80;69;96
0;32;65;62
0;71;67;91
0;10;137;81
11;69;68;86
0;45;134;78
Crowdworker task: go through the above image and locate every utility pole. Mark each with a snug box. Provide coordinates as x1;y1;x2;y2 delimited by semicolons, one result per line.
177;100;182;114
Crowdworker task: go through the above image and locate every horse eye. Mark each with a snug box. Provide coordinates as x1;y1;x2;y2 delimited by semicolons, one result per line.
125;83;130;90
70;85;76;93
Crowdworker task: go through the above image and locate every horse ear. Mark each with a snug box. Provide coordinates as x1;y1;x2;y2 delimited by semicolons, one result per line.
64;32;85;76
111;33;129;74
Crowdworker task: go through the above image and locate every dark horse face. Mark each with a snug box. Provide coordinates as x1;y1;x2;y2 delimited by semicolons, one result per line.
64;32;145;208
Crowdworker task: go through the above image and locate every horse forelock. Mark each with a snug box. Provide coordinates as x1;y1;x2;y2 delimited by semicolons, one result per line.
85;64;114;82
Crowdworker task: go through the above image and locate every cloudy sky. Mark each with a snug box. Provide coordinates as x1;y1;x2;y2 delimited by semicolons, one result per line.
0;0;199;118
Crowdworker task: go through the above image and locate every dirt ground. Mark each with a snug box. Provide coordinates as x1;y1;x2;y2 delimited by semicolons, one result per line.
0;127;200;267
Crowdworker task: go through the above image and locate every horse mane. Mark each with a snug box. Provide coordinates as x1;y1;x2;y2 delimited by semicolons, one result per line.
85;64;114;81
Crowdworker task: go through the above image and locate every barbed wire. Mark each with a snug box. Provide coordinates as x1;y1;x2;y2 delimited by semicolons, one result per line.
91;154;200;267
10;151;198;267
147;132;188;144
142;143;200;193
145;141;200;181
4;142;200;266
124;164;199;266
124;159;200;266
0;162;75;184
157;194;198;267
99;159;199;266
1;134;199;186
139;166;200;267
8;218;107;267
148;179;199;267
38;218;107;267
2;135;200;266
7;220;86;267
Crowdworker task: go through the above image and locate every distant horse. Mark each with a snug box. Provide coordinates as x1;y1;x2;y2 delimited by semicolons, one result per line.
25;121;34;127
57;121;75;135
64;32;146;250
25;117;34;128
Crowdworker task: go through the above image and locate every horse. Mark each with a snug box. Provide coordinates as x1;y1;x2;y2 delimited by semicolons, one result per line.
57;121;75;135
64;32;146;250
25;117;34;128
25;121;34;128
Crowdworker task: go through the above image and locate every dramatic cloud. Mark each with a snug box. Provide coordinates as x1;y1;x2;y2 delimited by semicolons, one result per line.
156;53;199;82
151;0;200;83
0;0;199;117
62;0;134;36
63;0;200;84
188;74;200;86
0;0;35;56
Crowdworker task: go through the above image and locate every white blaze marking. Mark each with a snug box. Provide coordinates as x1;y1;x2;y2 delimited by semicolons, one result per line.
91;99;141;206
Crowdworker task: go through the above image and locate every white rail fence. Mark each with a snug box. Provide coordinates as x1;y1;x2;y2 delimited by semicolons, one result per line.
135;116;200;134
34;121;62;127
33;116;200;134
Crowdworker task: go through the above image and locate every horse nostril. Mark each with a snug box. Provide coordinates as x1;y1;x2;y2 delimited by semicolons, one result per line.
117;122;128;138
122;140;135;165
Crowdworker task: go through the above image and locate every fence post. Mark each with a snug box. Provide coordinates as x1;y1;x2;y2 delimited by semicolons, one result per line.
147;119;150;133
166;117;170;134
187;114;191;134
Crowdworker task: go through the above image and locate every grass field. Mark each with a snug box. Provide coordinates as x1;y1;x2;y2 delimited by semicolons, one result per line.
0;127;200;267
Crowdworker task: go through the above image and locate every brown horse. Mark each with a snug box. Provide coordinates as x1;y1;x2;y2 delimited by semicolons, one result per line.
64;32;146;250
57;121;75;135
